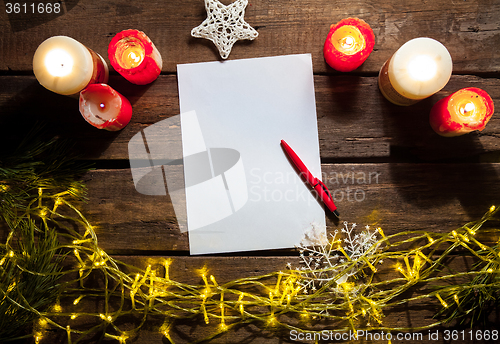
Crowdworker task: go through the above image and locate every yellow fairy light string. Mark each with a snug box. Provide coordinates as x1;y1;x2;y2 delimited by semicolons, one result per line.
219;292;225;328
237;293;245;317
99;313;113;322
200;291;210;324
38;187;43;206
52;197;62;213
66;325;72;344
73;249;84;265
5;184;500;343
338;246;351;261
395;263;409;280
160;320;174;341
104;333;128;343
426;233;435;244
268;290;277;322
199;267;209;286
275;271;283;294
435;293;448;308
39;208;48;218
38;318;47;327
130;273;141;310
164;259;172;280
34;333;43;344
458;233;470;243
362;257;377;273
349;317;357;337
140;265;151;289
210;274;218;287
73;295;84;305
149;270;156;307
452;293;465;312
279;275;291;304
377;227;389;245
417;250;432;264
72;238;93;245
52;301;62;313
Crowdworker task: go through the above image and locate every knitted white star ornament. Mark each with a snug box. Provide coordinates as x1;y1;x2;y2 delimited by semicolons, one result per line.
191;0;259;59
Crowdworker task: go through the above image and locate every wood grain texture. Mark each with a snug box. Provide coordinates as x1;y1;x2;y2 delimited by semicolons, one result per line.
0;75;499;161
1;0;499;74
79;162;500;254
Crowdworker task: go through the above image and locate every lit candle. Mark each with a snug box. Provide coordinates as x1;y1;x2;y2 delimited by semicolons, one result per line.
33;36;109;96
429;87;494;137
323;18;375;72
79;84;132;131
108;29;162;85
378;37;452;106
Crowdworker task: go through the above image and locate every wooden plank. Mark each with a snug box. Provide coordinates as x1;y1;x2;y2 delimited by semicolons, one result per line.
0;75;499;161
78;163;500;253
1;0;499;74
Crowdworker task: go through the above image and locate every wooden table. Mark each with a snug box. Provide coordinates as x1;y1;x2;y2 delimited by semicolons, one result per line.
1;0;500;343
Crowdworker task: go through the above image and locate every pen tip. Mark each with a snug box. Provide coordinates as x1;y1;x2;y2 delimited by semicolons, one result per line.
333;209;340;218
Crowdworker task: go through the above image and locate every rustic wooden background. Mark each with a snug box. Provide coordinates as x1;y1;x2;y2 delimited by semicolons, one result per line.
1;0;500;342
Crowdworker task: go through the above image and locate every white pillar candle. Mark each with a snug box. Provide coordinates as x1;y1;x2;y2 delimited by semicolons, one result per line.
378;37;452;106
33;36;109;96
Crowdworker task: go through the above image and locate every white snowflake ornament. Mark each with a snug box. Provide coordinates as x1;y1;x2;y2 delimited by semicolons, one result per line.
294;222;382;297
191;0;259;59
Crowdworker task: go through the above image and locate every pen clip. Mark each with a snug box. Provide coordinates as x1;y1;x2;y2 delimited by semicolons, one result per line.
314;179;333;201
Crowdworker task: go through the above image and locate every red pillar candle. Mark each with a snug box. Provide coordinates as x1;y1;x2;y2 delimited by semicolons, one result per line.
79;84;132;131
108;29;162;85
429;87;494;137
323;18;375;72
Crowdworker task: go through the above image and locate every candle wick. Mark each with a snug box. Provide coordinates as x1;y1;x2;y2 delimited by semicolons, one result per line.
94;114;106;123
100;103;105;109
461;102;475;115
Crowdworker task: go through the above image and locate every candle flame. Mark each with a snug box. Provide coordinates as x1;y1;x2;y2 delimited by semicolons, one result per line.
460;102;475;115
45;49;74;77
341;36;355;49
118;42;145;69
331;25;365;55
407;55;437;82
129;52;141;63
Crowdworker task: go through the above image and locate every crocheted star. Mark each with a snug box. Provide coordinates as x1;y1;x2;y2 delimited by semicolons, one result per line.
191;0;259;59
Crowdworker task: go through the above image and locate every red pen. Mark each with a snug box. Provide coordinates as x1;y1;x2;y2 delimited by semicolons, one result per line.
281;139;339;217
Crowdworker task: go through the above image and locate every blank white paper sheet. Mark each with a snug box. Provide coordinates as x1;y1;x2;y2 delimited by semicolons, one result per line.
177;54;326;255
